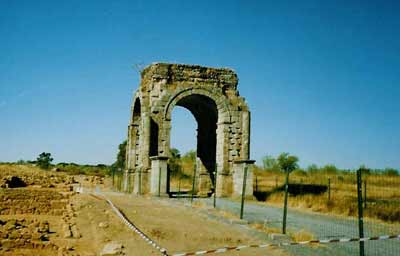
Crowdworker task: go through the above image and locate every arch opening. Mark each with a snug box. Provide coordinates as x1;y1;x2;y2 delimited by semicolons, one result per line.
171;94;218;192
129;97;141;170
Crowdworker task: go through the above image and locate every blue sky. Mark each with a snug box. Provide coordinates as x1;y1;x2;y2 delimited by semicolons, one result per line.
0;0;399;169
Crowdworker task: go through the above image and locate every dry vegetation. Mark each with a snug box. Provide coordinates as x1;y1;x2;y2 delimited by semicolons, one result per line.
253;168;400;223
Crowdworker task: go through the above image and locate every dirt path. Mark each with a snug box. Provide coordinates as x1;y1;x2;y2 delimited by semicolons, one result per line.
83;190;287;256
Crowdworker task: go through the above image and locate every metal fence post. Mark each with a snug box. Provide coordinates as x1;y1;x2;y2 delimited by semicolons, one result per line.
127;171;130;194
191;160;197;204
357;169;365;256
213;165;217;208
328;178;331;201
363;179;367;209
138;168;142;195
240;164;248;219
282;170;289;234
178;175;181;198
112;168;115;189
117;168;121;191
119;170;122;191
158;165;161;197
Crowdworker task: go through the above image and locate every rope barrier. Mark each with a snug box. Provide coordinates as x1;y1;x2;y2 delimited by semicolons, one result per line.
91;191;399;256
92;193;169;256
171;234;400;256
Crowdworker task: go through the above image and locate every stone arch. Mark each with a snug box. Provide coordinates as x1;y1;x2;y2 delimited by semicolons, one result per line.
160;88;232;194
127;97;141;170
124;96;142;192
124;63;254;198
164;87;231;122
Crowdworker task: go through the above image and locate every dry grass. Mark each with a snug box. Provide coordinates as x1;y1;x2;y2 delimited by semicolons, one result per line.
290;229;315;242
0;163;51;177
250;223;281;234
169;176;193;192
254;170;400;223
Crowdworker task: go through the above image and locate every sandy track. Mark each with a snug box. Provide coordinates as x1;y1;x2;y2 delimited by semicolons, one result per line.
78;190;286;256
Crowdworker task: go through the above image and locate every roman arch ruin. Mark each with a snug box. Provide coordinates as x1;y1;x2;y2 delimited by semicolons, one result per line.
123;63;254;197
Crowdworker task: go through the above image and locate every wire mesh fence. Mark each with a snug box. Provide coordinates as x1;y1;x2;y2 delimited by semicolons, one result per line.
253;169;400;256
111;165;399;255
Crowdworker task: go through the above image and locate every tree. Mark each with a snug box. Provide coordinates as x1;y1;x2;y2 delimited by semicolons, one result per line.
170;148;181;159
277;152;298;235
306;164;319;173
383;168;399;176
113;140;127;170
36;152;53;170
321;164;338;174
277;153;299;173
182;150;196;162
262;155;280;172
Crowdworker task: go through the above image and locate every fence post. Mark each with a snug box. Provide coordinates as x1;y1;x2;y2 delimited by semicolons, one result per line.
213;165;217;208
363;180;367;209
328;178;331;201
112;168;115;189
158;165;162;197
282;170;289;234
119;170;123;191
117;168;121;191
191;160;197;204
357;169;365;256
240;164;248;219
138;168;142;195
178;176;181;198
127;171;130;194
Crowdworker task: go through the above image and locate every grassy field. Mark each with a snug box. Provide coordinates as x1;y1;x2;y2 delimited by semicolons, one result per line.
253;168;400;223
168;159;400;223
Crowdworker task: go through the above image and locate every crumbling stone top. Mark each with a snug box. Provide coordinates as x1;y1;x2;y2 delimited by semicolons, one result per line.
141;63;238;89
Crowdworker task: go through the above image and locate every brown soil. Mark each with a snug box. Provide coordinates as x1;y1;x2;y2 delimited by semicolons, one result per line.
0;164;286;256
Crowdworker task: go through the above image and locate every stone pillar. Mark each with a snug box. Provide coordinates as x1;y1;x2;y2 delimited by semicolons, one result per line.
216;121;232;197
241;111;251;159
123;171;129;192
150;156;169;196
123;169;134;193
197;158;212;196
142;112;151;170
233;160;255;198
133;167;142;195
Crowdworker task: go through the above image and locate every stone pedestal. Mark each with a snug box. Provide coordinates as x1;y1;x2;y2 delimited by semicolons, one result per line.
197;159;212;196
150;156;169;196
216;171;233;197
233;160;255;198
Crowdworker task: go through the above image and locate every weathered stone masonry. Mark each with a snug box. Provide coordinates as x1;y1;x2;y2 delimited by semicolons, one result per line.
123;63;254;197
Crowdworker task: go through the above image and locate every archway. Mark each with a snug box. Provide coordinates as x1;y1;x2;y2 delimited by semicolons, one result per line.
169;106;196;195
168;94;218;196
124;97;141;193
124;63;254;198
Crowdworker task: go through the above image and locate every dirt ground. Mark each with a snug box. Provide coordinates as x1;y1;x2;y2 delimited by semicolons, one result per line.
0;165;287;256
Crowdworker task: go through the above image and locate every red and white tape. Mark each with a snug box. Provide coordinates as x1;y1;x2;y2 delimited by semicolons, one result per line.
92;193;399;256
92;193;169;255
172;234;400;256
